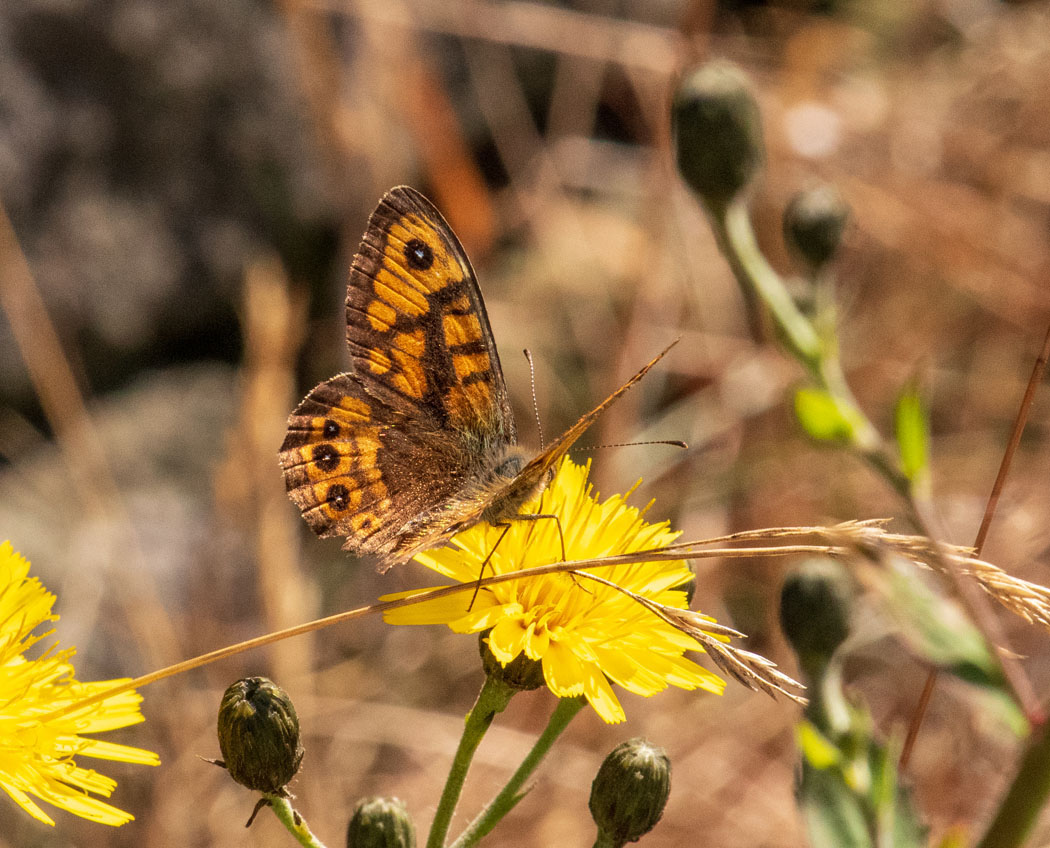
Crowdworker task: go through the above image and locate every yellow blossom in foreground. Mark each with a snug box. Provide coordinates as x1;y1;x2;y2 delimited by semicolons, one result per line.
385;459;726;723
0;541;159;826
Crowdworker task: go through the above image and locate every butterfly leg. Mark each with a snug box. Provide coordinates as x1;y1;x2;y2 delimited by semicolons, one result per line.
513;512;566;562
468;523;513;610
468;513;585;610
504;512;591;594
467;512;568;609
511;512;595;594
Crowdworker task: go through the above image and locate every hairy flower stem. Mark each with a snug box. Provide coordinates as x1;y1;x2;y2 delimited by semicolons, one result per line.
268;796;327;848
711;195;1038;718
976;719;1050;848
427;675;515;848
451;696;585;847
717;199;882;454
716;199;822;371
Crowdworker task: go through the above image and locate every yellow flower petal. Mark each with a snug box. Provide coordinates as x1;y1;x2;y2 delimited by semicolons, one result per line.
579;664;625;724
0;542;158;826
542;642;587;698
382;460;726;723
522;619;550;660
383;587;476;626
489;617;529;663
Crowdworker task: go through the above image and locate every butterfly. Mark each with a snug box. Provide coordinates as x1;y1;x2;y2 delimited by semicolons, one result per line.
279;186;674;570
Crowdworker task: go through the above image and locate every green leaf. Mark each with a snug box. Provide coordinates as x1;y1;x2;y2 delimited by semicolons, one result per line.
797;721;842;769
969;685;1029;738
895;380;930;483
798;716;929;848
869;741;929;848
875;556;1005;690
799;760;872;848
795;388;857;442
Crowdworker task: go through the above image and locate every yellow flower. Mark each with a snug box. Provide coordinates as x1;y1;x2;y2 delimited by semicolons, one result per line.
0;541;159;826
385;459;726;723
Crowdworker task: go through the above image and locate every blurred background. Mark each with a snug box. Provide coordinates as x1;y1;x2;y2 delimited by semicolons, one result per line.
2;0;1050;844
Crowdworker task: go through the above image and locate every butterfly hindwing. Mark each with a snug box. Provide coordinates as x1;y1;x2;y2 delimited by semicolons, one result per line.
280;374;393;540
279;373;469;559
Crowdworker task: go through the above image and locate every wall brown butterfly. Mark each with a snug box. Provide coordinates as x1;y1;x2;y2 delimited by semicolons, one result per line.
279;186;673;570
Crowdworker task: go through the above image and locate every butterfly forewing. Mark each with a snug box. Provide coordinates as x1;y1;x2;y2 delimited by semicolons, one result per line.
346;186;515;444
280;372;470;559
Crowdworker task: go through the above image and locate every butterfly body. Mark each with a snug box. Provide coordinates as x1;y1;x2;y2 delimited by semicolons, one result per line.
280;186;672;570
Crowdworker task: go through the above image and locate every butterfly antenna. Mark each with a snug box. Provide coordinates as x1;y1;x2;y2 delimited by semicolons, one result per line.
523;348;545;449
577;440;689;451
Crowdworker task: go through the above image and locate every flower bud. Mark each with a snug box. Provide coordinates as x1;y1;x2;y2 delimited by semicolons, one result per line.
478;631;544;691
346;796;416;848
217;677;304;794
779;559;851;675
589;738;671;846
783;185;850;269
673;61;765;210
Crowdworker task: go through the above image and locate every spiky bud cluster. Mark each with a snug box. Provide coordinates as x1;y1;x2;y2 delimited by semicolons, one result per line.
217;677;304;795
784;185;850;269
589;738;671;846
346;796;416;848
673;61;765;211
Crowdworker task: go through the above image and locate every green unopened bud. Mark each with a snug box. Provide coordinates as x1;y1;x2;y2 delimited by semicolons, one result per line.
479;631;544;691
779;559;852;676
673;61;765;211
347;796;416;848
589;738;671;846
217;677;304;794
783;185;850;269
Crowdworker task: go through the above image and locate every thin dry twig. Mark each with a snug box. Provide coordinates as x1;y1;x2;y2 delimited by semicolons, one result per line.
326;0;682;76
48;518;1050;725
0;202;184;675
903;320;1050;765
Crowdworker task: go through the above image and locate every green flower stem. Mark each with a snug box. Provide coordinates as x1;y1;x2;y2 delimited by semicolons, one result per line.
717;198;823;370
716;198;892;469
267;796;328;848
812;265;842;348
592;831;621;848
450;695;586;848
427;675;516;848
805;657;852;739
711;188;1033;717
976;720;1050;848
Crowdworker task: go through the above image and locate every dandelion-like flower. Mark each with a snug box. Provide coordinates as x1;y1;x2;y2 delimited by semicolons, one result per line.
0;541;159;826
385;459;726;723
